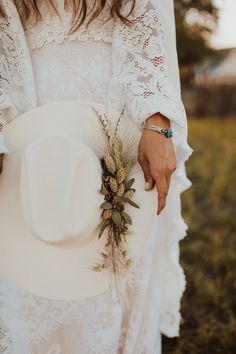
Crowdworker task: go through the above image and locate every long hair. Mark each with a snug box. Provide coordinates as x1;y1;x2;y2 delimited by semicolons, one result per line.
0;0;136;32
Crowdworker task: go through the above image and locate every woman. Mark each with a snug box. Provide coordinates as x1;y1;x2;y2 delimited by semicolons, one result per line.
0;0;192;353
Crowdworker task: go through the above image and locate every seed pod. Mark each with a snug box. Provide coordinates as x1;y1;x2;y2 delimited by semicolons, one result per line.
126;258;132;269
102;209;113;220
113;152;122;170
117;166;126;184
112;137;123;151
104;155;116;174
101;251;109;259
124;189;135;199
109;176;118;192
122;250;127;257
113;138;123;167
117;183;125;197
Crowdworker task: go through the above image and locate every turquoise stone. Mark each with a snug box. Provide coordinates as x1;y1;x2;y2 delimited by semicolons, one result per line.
165;129;173;138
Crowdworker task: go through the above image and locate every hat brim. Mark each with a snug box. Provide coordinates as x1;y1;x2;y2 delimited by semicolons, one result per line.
0;101;157;300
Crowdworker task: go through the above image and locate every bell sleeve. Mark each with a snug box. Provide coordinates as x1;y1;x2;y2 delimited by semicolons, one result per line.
108;0;193;165
0;0;37;155
108;0;193;337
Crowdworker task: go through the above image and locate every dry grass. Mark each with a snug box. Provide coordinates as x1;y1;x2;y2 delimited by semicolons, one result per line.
163;118;236;354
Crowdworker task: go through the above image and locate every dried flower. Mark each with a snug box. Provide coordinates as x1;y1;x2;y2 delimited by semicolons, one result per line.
89;105;140;276
109;176;118;193
117;166;126;184
104;154;116;174
102;209;113;220
124;188;135;199
117;183;125;197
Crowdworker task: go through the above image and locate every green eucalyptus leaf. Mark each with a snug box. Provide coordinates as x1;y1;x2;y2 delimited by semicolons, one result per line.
124;178;135;191
101;202;113;210
98;220;110;238
112;211;123;226
121;196;140;209
121;211;132;225
100;187;109;195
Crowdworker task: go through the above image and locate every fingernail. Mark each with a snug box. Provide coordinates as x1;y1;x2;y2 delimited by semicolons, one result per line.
145;182;150;190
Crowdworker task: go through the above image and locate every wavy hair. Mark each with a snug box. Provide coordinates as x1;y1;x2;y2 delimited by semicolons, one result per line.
0;0;136;32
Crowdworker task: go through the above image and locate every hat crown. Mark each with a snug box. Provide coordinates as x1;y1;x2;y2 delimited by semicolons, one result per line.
20;134;103;247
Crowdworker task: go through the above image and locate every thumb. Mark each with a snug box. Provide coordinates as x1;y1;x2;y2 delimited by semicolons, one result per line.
139;156;154;191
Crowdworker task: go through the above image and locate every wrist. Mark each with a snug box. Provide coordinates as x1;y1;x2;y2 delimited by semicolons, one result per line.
145;113;170;129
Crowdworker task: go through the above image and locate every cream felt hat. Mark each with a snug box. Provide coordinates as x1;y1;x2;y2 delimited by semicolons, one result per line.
0;101;157;300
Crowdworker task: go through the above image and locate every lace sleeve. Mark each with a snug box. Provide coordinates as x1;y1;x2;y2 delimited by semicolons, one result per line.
109;0;187;130
0;0;37;153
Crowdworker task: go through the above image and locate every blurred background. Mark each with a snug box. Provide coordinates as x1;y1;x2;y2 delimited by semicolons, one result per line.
163;1;236;353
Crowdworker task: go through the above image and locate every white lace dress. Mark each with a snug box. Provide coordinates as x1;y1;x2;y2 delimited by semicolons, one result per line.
0;1;193;353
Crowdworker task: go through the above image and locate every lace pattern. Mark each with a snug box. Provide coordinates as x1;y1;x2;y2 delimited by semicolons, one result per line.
0;0;193;350
24;0;115;49
107;0;188;132
29;40;113;107
0;216;164;353
0;0;37;122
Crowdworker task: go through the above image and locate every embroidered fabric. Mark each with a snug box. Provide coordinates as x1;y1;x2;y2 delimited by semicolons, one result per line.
0;214;164;353
28;40;113;107
0;0;37;122
0;0;193;352
23;0;115;49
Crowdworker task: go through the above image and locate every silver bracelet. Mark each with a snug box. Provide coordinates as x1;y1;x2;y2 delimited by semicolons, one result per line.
142;122;173;138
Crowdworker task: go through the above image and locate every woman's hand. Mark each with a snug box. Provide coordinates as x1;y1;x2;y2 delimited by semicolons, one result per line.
138;113;177;215
0;154;3;174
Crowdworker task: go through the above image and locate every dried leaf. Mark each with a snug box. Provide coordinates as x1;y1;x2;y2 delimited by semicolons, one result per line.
121;196;140;209
126;259;132;269
100;187;109;195
117;183;125;197
124;188;135;199
121;211;132;225
98;220;110;238
101;251;108;259
102;209;113;220
112;211;123;226
101;201;113;210
124;178;135;190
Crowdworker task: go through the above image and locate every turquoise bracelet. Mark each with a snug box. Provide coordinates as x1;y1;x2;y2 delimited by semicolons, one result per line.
142;122;173;138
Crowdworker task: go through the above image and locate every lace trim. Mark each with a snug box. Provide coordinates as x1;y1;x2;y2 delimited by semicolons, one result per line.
24;0;115;50
0;0;37;121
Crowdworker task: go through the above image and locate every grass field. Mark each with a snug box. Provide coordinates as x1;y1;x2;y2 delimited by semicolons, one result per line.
163;118;236;354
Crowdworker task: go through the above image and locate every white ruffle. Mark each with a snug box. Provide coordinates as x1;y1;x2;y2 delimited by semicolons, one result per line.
0;134;10;154
158;142;192;337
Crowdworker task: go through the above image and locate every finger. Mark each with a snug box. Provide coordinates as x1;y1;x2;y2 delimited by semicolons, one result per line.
152;171;168;215
138;155;155;191
165;165;175;193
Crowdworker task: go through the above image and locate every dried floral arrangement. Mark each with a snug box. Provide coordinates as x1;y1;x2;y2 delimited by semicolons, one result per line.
89;105;140;277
